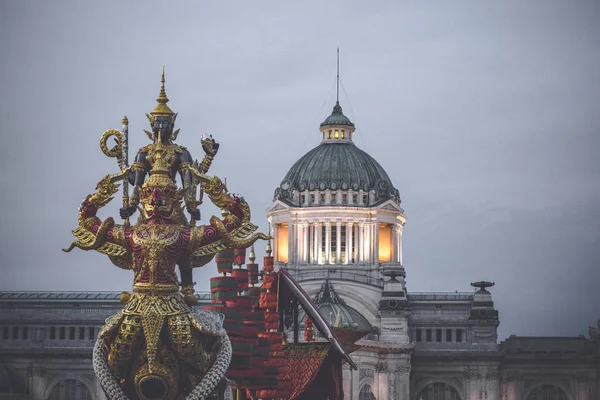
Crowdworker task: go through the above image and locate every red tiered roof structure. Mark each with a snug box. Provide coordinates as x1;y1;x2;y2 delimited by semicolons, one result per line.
206;233;357;400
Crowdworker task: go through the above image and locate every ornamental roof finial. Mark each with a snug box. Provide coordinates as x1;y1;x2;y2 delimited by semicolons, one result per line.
249;244;256;263
265;223;272;256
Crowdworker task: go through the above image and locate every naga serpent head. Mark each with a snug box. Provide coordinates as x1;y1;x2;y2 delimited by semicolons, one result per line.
94;176;120;207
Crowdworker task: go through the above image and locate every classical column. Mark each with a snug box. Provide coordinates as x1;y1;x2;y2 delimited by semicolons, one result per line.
289;221;295;264
345;221;352;264
352;368;360;400
324;221;331;264
342;365;352;400
365;221;372;264
358;221;365;263
398;225;403;265
30;366;46;400
336;221;342;264
312;222;319;264
316;221;323;264
303;222;309;264
373;220;379;264
272;221;277;262
355;223;360;264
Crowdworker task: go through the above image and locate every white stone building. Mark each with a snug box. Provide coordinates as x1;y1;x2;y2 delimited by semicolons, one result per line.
266;99;599;400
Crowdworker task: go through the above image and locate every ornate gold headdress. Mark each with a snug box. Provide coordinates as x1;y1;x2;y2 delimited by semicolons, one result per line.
145;66;177;125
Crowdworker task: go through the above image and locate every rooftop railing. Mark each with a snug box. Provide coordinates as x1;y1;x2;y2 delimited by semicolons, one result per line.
290;269;384;288
407;292;474;301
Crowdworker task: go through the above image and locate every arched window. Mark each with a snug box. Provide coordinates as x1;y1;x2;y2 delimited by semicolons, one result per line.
47;379;92;400
418;382;461;400
359;384;376;400
527;385;568;400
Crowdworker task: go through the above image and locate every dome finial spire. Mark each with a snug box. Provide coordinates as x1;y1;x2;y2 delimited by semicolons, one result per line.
336;47;340;105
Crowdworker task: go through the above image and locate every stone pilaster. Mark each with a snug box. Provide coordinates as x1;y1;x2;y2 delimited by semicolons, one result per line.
29;366;46;400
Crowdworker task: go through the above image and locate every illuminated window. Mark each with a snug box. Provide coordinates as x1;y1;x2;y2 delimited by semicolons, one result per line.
378;223;393;262
275;223;289;263
341;130;345;139
328;130;332;139
334;130;339;139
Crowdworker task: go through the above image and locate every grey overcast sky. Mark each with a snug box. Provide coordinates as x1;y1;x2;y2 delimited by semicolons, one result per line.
0;0;599;340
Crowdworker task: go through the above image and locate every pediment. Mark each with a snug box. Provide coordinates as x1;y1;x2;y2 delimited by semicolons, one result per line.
377;200;403;213
266;200;290;214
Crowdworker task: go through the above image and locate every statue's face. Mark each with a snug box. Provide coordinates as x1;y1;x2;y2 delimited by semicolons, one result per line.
140;185;181;221
152;117;173;140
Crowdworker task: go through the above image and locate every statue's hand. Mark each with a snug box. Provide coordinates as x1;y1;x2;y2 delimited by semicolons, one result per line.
119;205;137;219
201;135;219;157
187;207;201;221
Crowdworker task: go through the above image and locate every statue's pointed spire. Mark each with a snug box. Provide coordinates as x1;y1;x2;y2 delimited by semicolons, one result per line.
150;66;175;117
157;65;169;105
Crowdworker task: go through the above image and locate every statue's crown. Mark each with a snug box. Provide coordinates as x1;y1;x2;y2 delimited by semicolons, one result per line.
146;67;176;123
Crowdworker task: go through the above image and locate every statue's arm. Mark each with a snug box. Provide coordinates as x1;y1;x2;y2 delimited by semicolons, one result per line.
63;174;130;254
184;177;268;261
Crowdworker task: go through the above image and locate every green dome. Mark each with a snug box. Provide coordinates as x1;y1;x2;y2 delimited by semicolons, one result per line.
320;102;355;128
300;281;371;332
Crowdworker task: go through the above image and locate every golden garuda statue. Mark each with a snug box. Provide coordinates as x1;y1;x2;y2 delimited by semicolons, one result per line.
64;69;268;400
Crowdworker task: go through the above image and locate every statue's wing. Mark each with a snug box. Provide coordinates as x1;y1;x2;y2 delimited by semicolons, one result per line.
68;225;132;269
